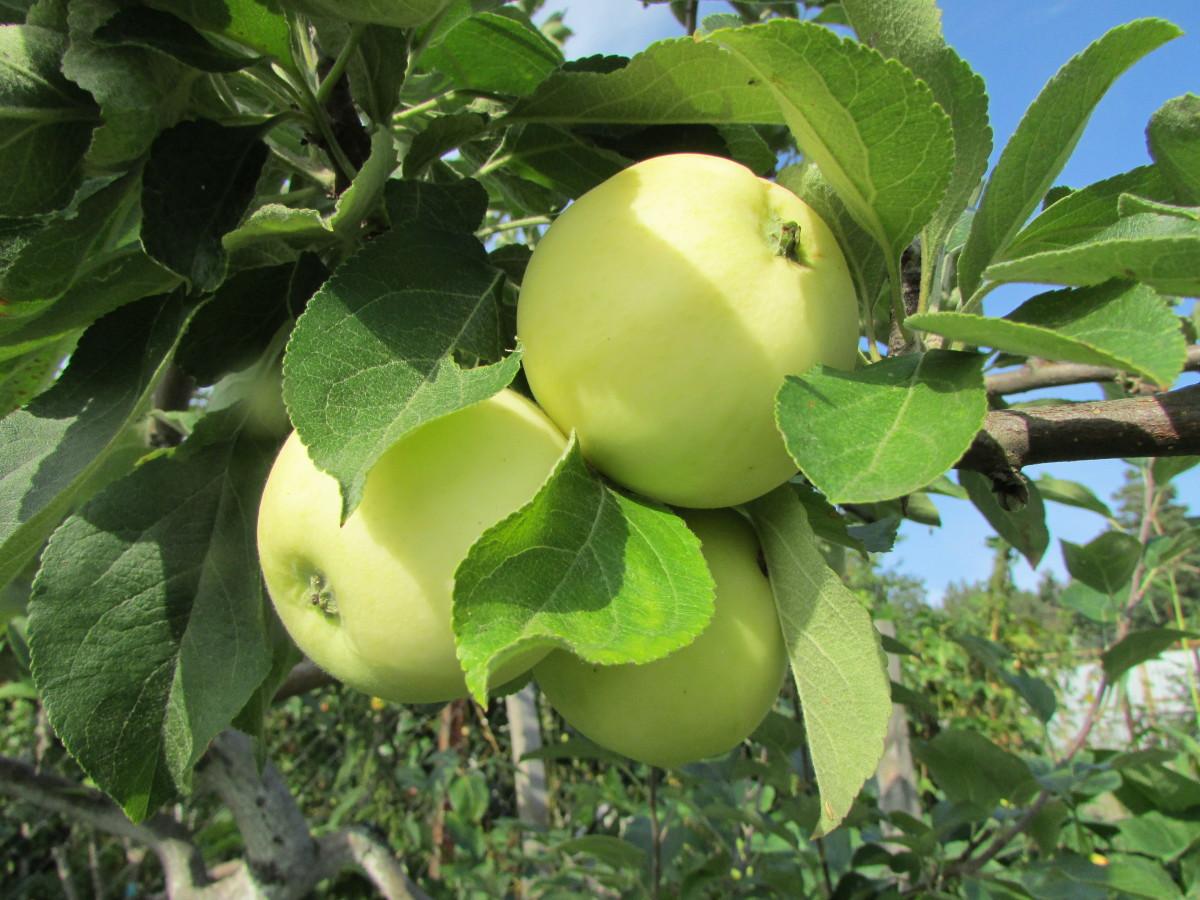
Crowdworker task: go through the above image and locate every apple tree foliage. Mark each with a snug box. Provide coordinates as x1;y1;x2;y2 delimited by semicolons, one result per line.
0;0;1198;895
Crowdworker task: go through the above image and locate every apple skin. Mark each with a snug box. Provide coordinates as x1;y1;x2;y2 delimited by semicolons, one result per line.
256;389;566;704
533;509;787;768
517;152;860;509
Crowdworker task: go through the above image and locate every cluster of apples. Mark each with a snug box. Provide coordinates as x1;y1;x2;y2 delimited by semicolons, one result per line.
256;154;860;767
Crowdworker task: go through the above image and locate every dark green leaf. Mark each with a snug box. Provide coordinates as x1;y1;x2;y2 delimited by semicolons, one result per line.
1058;580;1122;625
141;118;272;292
403;113;489;178
776;351;987;504
503;125;628;198
955;633;1057;723
1147;93;1200;203
0;334;75;416
1061;531;1141;596
1102;628;1197;682
913;729;1034;813
1021;851;1181;900
747;487;891;836
453;439;715;704
145;0;291;61
385;177;489;233
958;19;1182;301
275;0;452;28
28;405;280;820
1115;811;1200;863
0;295;194;591
94;6;256;72
349;25;408;123
282;226;519;520
961;470;1049;567
0;25;96;217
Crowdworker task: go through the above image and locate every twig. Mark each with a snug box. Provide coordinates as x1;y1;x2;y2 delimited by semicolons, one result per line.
648;767;662;898
957;385;1200;477
986;345;1200;396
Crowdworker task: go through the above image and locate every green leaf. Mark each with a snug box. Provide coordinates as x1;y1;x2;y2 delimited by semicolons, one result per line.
282;226;519;520
421;9;562;98
747;487;891;836
960;470;1049;567
791;482;867;555
28;405;280;820
908;282;1185;389
1117;194;1200;220
347;27;406;124
1145;526;1200;571
986;212;1200;298
776;351;986;504
275;0;452;28
0;174;141;304
913;729;1034;814
0;249;181;360
0;294;194;592
778;162;887;319
327;127;396;236
711;19;954;261
63;1;198;170
1147;93;1200;203
0;333;75;416
1061;531;1141;596
957;19;1182;302
840;0;992;253
954;634;1057;723
403;112;489;178
385;177;489;233
1003;165;1174;259
94;6;256;72
146;0;291;62
556;835;647;872
1102;628;1198;682
1115;811;1200;863
1151;456;1199;484
1058;580;1122;625
1022;851;1181;900
510;37;783;126
501;125;628;199
1035;475;1112;518
453;439;715;705
0;25;96;217
141;118;272;293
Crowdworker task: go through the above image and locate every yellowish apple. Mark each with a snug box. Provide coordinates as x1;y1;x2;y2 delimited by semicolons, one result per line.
256;389;566;704
517;152;860;509
533;509;787;768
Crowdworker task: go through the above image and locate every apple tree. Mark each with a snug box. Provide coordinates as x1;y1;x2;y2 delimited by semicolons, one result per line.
1;0;1198;896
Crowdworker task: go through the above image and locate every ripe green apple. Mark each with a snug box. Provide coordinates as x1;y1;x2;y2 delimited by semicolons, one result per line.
256;389;566;704
517;152;860;509
533;509;787;768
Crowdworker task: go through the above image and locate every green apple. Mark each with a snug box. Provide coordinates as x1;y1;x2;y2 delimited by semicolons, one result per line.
517;152;859;509
256;389;566;704
533;509;787;768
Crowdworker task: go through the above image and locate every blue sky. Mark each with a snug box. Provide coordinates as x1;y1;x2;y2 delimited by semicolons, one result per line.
545;1;1200;600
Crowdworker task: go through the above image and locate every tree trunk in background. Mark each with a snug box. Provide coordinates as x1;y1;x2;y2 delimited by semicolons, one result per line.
505;684;549;828
875;620;919;819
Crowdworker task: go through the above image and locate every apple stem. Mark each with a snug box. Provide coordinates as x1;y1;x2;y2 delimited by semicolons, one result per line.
308;573;339;617
774;220;806;265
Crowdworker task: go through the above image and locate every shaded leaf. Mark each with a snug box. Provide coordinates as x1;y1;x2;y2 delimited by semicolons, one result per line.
141;118;272;292
94;6;256;72
913;729;1034;813
0;25;96;217
28;405;279;819
1102;628;1198;682
1035;475;1112;518
1147;93;1200;203
0;295;194;591
421;9;562;97
1061;531;1141;596
961;470;1049;567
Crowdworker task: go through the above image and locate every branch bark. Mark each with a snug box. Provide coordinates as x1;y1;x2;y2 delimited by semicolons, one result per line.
958;384;1200;477
985;345;1200;396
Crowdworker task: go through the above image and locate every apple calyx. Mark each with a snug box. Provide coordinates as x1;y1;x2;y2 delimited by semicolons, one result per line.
307;572;338;617
768;217;806;265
